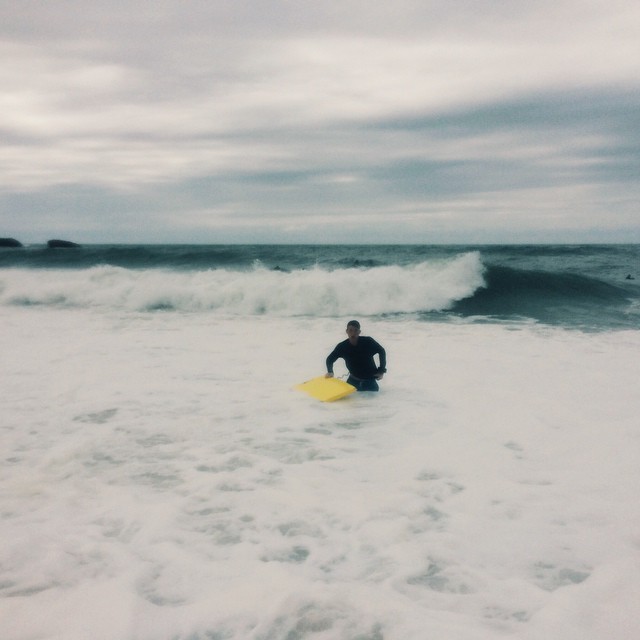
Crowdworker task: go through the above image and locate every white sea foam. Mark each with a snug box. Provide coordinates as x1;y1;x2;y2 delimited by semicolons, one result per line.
0;252;484;315
1;306;639;640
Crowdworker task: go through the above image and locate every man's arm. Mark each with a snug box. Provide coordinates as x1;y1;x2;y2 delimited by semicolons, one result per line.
373;339;386;375
325;345;341;377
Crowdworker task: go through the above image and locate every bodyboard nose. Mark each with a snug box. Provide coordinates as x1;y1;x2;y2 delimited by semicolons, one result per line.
294;376;356;402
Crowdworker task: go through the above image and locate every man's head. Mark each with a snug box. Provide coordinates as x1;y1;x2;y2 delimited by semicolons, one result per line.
346;320;361;343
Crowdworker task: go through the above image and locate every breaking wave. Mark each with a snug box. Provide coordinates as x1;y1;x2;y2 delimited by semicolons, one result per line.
0;253;485;317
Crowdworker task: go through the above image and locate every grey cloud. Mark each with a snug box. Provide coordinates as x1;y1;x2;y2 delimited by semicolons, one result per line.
1;1;639;243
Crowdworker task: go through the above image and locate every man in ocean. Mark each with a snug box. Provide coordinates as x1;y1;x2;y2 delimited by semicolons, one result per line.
325;320;387;391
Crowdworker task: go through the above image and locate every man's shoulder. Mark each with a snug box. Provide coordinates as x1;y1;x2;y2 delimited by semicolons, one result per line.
361;336;383;349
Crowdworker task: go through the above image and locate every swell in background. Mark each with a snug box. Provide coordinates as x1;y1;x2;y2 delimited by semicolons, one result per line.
0;245;638;328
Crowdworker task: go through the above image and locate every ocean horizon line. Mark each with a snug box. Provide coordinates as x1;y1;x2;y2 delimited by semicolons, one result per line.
4;240;639;247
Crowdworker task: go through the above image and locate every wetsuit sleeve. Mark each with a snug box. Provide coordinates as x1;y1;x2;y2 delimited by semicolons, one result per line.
326;344;342;374
372;339;387;373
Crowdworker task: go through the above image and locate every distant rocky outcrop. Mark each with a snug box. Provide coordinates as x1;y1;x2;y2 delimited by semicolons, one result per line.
0;237;23;247
47;239;81;248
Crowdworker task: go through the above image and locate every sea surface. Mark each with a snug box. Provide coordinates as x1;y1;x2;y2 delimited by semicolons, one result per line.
1;244;639;640
1;243;638;329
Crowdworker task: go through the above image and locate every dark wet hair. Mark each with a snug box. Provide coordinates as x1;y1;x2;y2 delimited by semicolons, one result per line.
347;320;360;329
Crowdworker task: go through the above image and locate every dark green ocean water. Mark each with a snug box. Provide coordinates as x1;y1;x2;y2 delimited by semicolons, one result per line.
1;244;638;329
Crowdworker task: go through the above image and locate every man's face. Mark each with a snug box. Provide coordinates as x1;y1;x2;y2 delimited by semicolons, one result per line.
346;325;361;341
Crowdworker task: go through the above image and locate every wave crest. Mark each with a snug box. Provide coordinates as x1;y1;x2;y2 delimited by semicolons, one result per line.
0;252;485;316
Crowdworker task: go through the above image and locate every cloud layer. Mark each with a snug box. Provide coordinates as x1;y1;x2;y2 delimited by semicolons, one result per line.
2;0;639;243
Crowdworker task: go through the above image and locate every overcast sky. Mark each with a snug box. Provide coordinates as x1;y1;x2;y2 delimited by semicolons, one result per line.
1;0;639;244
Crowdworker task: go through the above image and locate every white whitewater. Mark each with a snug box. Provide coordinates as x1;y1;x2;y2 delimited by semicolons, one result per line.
1;308;639;639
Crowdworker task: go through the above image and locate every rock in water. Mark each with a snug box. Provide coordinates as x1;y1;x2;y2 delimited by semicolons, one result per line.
0;238;23;247
47;239;81;248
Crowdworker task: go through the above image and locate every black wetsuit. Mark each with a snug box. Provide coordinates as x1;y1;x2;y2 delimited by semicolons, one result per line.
326;337;386;391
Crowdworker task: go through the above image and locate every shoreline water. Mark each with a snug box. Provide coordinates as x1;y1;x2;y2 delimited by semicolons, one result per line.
2;244;639;639
1;308;639;639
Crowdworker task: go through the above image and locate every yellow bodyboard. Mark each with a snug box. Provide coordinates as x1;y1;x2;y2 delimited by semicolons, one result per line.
294;376;357;402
